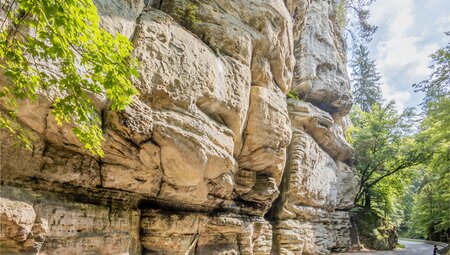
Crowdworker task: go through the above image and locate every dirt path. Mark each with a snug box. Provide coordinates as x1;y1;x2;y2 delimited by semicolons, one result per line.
336;240;439;255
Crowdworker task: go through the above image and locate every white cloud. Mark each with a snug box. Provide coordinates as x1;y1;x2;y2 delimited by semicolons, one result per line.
370;0;414;36
367;0;443;109
375;36;437;81
379;74;411;111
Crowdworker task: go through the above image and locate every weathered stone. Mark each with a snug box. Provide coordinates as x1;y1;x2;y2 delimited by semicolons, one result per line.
39;144;101;188
336;162;359;210
331;211;352;252
161;0;295;93
141;210;271;255
0;187;141;255
0;198;48;255
158;181;209;206
274;218;338;255
239;85;291;184
288;99;354;163
240;175;280;210
152;109;236;187
94;0;145;38
0;129;101;189
277;130;337;215
0;198;36;243
0;128;45;183
132;9;251;155
208;171;235;200
101;129;162;196
104;98;153;145
290;0;352;116
234;170;257;196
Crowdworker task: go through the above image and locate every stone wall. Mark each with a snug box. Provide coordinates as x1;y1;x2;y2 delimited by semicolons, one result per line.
0;0;358;254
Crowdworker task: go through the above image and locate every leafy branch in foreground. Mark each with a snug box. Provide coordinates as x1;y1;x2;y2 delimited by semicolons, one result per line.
0;0;139;156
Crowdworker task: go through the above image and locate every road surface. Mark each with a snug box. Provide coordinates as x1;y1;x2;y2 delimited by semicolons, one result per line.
336;240;440;255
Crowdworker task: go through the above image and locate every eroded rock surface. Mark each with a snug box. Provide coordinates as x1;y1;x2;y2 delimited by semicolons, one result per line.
141;210;272;255
289;0;352;117
0;0;358;254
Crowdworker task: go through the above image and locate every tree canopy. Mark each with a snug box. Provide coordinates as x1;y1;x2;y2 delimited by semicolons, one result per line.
348;102;426;210
406;33;450;240
350;44;383;112
0;0;139;156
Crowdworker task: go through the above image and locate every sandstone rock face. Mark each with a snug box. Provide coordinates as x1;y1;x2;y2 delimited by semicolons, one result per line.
289;0;352;117
0;0;357;254
288;99;354;163
0;186;141;255
141;210;272;255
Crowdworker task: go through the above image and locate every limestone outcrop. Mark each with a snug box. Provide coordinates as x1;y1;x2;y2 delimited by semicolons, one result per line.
0;0;358;254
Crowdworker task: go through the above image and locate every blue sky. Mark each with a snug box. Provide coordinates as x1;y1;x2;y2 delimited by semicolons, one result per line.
368;0;450;110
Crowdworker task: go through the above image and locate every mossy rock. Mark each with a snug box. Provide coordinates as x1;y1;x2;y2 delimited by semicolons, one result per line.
354;208;398;250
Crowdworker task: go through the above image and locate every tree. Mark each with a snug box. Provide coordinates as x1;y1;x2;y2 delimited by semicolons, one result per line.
407;33;450;241
350;44;383;112
339;0;378;52
348;102;428;209
0;0;139;156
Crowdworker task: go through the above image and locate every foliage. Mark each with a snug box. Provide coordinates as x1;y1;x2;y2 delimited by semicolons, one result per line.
287;91;302;101
350;44;383;112
406;34;450;240
354;207;398;250
336;0;348;30
176;3;201;28
348;102;428;210
413;32;450;110
342;0;378;51
0;0;139;156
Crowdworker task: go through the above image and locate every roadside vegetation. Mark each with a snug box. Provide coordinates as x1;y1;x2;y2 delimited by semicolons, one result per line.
344;0;449;248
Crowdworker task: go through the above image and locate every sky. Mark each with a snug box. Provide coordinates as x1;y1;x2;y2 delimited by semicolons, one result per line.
367;0;450;110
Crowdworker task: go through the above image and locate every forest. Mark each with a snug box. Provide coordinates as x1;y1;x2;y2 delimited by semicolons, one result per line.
345;0;449;248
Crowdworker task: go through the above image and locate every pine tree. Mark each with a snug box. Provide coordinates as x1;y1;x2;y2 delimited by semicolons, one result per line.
350;44;383;112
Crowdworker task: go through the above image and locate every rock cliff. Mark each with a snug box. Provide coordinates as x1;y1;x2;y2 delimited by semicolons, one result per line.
0;0;358;254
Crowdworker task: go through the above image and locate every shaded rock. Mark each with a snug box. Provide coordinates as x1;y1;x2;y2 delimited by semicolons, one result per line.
94;0;145;38
101;129;162;196
0;187;141;255
288;99;354;163
276;130;337;215
141;210;271;255
234;170;257;196
331;211;352;252
336;162;358;210
239;85;291;185
0;128;45;183
104;98;153;145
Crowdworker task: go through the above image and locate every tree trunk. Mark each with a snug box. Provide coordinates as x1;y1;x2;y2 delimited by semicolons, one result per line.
350;214;361;250
364;188;371;209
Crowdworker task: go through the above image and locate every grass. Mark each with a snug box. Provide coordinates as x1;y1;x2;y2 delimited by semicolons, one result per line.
396;243;406;249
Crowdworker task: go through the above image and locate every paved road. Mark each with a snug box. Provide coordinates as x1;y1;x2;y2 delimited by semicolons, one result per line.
337;240;438;255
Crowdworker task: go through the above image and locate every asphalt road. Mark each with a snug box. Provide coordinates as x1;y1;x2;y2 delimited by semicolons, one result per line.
336;240;439;255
